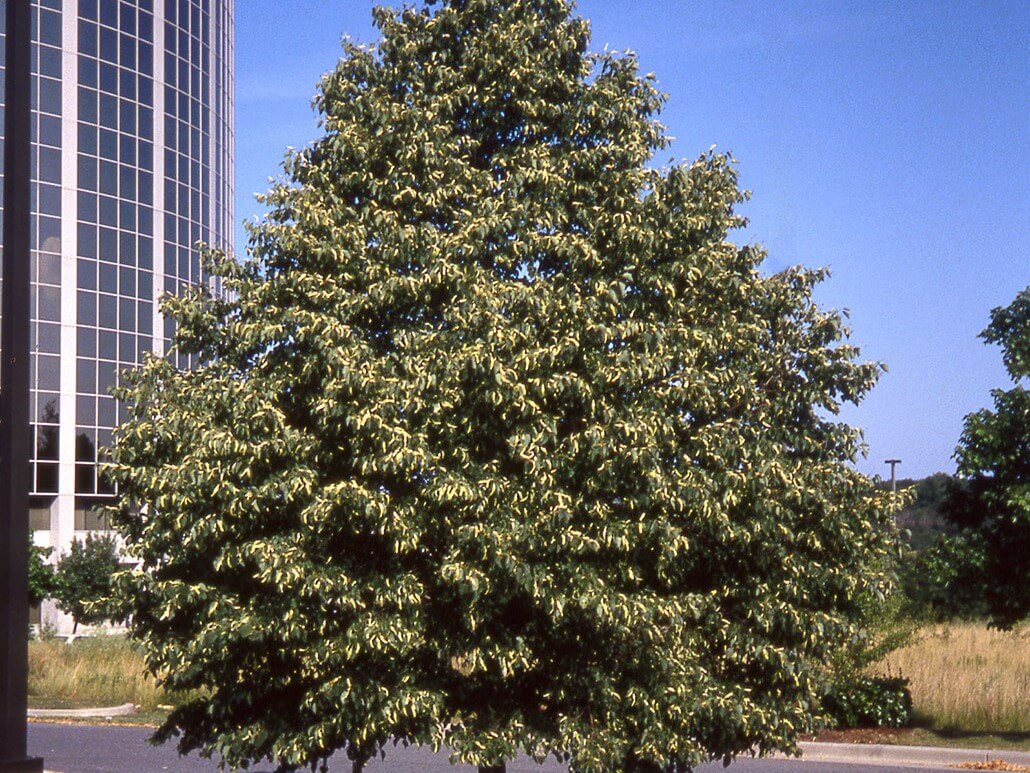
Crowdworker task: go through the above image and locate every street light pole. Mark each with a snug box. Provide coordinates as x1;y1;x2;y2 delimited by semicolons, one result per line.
1;0;45;769
884;459;902;495
884;459;902;524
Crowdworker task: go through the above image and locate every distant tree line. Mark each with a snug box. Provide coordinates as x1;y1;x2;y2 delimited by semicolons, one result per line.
889;475;984;620
889;473;953;552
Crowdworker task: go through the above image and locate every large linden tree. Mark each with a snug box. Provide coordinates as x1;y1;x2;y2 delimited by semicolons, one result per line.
109;1;895;770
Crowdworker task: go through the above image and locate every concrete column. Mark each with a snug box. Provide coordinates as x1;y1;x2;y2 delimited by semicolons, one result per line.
46;0;81;635
152;0;166;358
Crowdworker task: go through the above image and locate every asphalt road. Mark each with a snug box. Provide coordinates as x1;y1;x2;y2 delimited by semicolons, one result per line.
28;723;959;773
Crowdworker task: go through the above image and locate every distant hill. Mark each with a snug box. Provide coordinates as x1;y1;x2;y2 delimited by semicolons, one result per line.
882;473;957;551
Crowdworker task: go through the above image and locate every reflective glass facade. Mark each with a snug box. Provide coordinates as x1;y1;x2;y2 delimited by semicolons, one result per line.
0;0;234;614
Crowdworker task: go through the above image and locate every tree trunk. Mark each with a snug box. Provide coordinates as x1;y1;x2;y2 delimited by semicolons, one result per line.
351;761;364;773
478;766;505;773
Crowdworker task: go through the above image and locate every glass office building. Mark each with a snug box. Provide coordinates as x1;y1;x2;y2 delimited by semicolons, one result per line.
1;0;234;631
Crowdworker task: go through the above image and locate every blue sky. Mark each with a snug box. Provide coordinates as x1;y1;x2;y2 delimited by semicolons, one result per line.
235;1;1029;480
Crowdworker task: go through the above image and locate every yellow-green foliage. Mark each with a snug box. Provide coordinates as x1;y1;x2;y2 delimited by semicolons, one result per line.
876;623;1030;733
107;0;893;770
29;636;168;711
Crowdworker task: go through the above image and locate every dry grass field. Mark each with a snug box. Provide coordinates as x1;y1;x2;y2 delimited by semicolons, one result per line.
28;636;169;711
876;622;1030;734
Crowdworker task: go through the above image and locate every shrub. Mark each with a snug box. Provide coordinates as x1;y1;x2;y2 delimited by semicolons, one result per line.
823;560;918;729
824;676;913;729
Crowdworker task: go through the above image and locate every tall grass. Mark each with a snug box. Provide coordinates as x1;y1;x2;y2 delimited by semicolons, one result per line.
876;622;1030;734
28;636;170;711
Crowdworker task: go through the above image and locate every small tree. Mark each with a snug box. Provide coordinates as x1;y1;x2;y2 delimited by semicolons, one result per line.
940;286;1029;628
109;1;895;770
29;539;57;607
55;533;121;633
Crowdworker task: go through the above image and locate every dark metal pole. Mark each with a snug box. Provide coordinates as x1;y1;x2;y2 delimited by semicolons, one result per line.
884;459;901;495
1;0;44;769
884;459;902;526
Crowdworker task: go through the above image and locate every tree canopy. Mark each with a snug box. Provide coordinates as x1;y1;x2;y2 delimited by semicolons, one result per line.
942;286;1029;628
54;532;121;633
109;1;894;770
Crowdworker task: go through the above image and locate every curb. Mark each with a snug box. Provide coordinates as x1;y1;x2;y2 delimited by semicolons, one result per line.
28;703;136;719
796;741;1030;769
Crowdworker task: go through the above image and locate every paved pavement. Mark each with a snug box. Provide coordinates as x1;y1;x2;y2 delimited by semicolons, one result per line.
28;723;993;773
